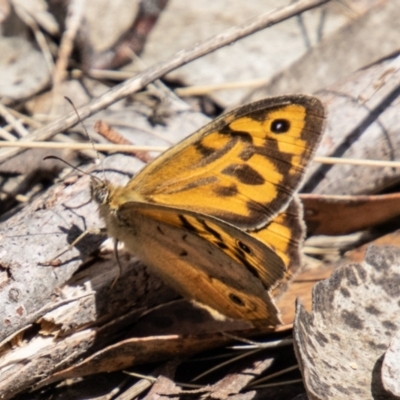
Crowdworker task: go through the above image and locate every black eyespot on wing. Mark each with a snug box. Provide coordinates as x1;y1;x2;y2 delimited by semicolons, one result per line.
271;119;290;133
180;250;188;257
238;240;251;254
229;293;245;307
157;226;164;235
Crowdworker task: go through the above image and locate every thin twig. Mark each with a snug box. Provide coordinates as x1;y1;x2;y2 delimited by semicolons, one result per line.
249;364;299;387
296;13;311;49
251;378;303;389
175;78;272;97
0;0;330;164
191;349;262;382
0;141;166;152
0;127;17;141
53;0;86;87
0;141;399;169
14;5;54;75
0;103;29;137
6;108;42;129
314;156;400;168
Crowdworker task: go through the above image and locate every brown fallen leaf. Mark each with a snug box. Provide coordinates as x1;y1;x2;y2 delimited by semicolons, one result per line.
204;356;273;399
143;375;180;400
34;331;242;390
146;356;274;399
300;192;400;236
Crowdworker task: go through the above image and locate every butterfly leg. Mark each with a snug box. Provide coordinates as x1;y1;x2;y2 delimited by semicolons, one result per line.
111;239;122;289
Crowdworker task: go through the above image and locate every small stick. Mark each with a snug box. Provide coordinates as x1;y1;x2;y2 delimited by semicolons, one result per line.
313;156;400;168
0;127;17;142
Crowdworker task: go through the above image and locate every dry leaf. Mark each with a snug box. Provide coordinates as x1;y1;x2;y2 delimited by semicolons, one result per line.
303;55;400;196
35;332;236;389
294;245;400;400
301;193;400;236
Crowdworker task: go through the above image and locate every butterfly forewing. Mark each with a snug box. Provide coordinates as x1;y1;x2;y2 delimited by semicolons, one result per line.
126;95;325;230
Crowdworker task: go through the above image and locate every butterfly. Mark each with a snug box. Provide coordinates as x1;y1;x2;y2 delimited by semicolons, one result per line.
91;95;325;325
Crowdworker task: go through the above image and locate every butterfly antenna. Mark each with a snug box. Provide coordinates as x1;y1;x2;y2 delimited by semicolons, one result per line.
43;155;102;185
64;96;106;181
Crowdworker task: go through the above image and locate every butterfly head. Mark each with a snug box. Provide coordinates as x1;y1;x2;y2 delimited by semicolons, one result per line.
90;177;110;206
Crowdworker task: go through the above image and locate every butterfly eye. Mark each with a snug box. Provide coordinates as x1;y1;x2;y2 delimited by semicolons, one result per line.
94;187;109;205
271;118;290;133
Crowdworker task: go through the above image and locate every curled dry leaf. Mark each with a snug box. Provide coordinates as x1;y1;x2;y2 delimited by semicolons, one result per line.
382;329;400;397
303;54;400;196
294;245;400;400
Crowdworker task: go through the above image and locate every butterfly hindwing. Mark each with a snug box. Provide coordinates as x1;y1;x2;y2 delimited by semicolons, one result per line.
115;202;285;323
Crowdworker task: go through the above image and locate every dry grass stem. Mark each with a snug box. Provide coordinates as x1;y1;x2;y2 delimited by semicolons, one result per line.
0;103;29;137
174;78;272;96
249;364;299;387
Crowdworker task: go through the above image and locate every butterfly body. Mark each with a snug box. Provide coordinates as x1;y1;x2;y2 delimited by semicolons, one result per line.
92;95;325;325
